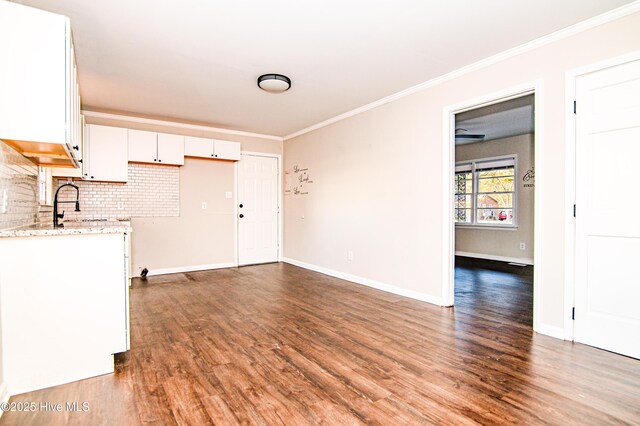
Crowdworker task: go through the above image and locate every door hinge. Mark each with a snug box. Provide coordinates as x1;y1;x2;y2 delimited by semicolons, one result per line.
573;204;576;217
572;307;575;320
573;100;577;114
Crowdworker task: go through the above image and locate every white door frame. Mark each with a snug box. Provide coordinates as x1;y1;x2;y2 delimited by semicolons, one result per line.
441;80;545;333
563;50;640;341
235;151;283;266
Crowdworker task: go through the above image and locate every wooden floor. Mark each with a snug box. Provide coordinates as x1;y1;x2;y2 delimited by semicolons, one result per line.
2;260;639;425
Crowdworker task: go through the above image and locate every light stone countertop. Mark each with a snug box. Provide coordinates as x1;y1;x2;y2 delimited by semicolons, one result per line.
0;221;132;238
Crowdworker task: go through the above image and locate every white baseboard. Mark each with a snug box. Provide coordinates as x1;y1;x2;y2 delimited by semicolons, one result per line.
281;257;444;306
455;251;534;265
141;262;237;278
534;322;566;340
0;381;9;419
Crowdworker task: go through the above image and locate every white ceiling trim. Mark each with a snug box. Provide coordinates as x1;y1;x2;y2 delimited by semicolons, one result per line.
81;110;283;142
284;0;640;141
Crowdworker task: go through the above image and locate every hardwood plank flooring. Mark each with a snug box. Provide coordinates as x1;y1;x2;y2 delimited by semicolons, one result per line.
2;261;639;425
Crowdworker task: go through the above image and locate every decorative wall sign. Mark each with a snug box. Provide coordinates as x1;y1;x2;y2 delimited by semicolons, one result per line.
523;167;535;188
285;164;314;195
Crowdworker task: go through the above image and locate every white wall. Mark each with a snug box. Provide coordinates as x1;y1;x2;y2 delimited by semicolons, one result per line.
455;134;534;263
283;12;640;331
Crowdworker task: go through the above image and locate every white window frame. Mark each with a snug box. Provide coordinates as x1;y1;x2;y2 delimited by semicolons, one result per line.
455;154;518;229
38;167;53;206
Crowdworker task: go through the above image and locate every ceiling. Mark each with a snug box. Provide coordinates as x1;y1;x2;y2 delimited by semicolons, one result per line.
12;0;634;137
455;95;534;145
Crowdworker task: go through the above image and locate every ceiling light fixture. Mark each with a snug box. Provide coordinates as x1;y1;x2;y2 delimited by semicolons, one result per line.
257;74;291;93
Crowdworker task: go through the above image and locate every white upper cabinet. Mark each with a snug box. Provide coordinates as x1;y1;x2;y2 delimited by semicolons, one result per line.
185;136;215;158
52;115;84;178
0;1;81;167
84;124;128;182
214;140;241;161
157;133;185;165
128;130;184;165
128;130;157;163
184;137;240;161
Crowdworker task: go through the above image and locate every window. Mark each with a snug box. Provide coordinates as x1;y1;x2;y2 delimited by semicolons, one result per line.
455;156;516;227
38;167;53;206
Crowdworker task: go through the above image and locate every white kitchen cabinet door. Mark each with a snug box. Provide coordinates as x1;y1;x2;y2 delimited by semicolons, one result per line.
184;136;215;158
0;2;81;167
0;233;128;395
157;132;185;165
214;140;241;161
128;129;158;163
86;124;128;182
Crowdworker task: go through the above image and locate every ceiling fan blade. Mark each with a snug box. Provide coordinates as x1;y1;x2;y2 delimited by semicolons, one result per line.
455;134;485;140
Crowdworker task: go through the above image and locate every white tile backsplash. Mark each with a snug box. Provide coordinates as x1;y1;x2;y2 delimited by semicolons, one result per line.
55;163;179;221
0;140;38;230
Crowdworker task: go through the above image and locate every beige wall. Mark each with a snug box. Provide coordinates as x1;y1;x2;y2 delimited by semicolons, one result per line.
85;115;282;275
455;134;534;262
284;12;640;331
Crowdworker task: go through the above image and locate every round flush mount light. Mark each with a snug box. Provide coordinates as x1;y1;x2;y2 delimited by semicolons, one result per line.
257;74;291;93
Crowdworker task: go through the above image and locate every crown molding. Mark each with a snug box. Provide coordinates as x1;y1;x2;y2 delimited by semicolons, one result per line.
81;110;283;142
284;1;640;140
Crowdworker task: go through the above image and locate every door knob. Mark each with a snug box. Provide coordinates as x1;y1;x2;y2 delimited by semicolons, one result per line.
239;214;244;218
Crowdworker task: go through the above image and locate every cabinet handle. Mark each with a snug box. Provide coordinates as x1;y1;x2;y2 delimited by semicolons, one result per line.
72;145;79;150
239;214;244;218
158;159;162;162
153;159;157;162
91;176;94;179
215;154;218;157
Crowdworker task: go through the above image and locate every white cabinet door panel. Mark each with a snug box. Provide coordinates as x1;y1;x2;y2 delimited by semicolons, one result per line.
87;124;128;182
184;136;214;158
128;129;157;163
0;2;66;144
0;233;127;395
157;132;185;165
214;140;241;161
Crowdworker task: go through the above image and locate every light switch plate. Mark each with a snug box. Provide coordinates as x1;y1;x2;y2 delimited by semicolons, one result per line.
225;191;232;199
201;202;207;210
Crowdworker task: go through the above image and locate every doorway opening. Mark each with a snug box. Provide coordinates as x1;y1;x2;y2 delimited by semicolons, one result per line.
444;87;540;329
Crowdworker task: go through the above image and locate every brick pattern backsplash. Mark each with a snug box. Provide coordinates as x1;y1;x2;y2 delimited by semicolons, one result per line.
0;140;39;230
56;163;179;221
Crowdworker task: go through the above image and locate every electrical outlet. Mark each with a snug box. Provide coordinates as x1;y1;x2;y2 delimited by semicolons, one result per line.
117;201;124;210
519;242;526;250
347;250;354;261
201;202;207;210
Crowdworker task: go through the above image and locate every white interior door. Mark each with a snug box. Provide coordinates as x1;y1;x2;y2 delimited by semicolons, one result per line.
238;154;279;266
574;58;640;359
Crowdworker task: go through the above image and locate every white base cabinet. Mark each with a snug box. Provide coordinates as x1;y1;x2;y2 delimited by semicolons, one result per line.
0;233;130;396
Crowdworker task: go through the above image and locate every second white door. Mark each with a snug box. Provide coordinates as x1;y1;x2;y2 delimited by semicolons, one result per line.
238;154;279;266
574;58;640;359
